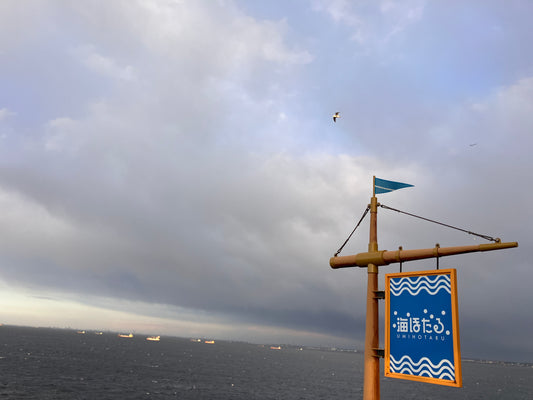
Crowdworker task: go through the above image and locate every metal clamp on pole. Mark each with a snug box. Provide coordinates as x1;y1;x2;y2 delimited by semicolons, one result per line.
373;291;385;300
372;348;385;358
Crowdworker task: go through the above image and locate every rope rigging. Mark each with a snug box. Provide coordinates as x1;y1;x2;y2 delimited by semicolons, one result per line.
333;202;500;257
379;203;500;243
334;206;370;257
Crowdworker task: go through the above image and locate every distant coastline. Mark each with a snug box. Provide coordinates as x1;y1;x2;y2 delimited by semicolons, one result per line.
1;324;531;366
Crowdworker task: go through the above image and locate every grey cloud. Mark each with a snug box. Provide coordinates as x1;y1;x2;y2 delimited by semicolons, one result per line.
0;0;532;362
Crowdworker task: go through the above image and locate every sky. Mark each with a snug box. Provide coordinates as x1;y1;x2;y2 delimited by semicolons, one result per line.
0;0;532;363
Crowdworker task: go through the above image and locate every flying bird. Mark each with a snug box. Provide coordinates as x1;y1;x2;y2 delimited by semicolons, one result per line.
333;112;340;122
469;143;478;147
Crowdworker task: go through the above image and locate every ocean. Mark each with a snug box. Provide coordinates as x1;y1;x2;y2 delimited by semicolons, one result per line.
0;325;531;399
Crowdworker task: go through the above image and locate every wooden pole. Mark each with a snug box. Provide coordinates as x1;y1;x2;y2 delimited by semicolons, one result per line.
363;195;380;400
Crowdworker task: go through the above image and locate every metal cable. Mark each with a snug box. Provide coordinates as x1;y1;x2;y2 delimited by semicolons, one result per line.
379;203;499;242
334;206;370;257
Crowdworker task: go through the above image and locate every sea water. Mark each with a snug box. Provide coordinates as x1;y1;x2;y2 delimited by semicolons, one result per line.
0;326;531;399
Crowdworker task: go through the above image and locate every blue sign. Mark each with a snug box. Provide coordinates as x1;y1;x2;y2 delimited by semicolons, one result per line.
385;269;462;387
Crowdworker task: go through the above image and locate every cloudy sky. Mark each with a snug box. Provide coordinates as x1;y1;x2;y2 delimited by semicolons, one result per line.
0;0;531;362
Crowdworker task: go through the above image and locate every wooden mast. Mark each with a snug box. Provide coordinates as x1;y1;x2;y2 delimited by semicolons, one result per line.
363;193;380;400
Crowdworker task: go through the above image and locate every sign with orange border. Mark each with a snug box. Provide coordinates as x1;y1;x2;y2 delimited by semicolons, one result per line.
385;269;462;387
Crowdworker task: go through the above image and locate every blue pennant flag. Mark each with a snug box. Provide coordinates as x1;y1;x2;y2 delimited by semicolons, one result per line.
374;177;414;194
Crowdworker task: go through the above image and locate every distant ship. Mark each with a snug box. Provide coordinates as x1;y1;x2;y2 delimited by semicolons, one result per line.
76;330;86;334
94;332;103;335
118;333;133;338
204;340;215;344
146;335;160;341
270;346;282;350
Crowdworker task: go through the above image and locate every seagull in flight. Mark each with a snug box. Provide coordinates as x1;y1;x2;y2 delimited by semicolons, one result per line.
333;112;340;122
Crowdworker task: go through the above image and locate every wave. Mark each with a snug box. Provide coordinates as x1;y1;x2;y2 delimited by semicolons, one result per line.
390;275;450;296
390;355;455;380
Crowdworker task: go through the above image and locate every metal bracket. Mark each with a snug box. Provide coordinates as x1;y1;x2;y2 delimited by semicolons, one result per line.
373;348;385;358
374;290;385;300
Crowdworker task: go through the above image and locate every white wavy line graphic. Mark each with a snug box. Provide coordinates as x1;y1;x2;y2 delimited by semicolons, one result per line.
396;368;455;381
390;355;455;380
390;275;450;296
391;275;449;287
391;282;451;296
393;361;455;377
390;355;454;370
390;275;450;290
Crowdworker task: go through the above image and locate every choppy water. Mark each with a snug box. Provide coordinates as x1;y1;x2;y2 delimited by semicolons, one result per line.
0;325;531;399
